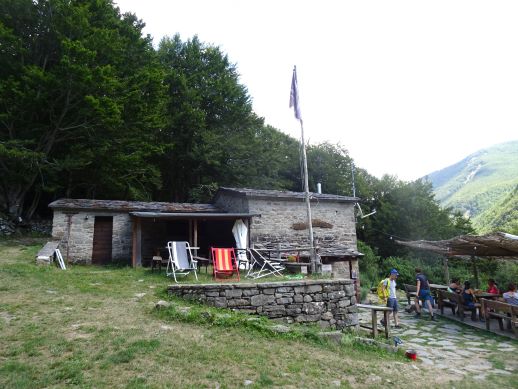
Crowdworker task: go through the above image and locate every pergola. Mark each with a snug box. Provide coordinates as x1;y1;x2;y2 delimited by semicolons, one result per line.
396;232;518;287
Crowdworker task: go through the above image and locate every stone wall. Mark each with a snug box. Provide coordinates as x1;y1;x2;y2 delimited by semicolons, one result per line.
51;210;131;264
167;279;358;329
247;198;357;254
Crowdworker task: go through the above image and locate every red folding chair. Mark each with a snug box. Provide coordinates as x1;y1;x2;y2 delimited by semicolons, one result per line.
211;247;240;281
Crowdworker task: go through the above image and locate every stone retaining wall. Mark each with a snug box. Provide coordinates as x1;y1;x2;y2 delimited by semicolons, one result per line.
167;279;358;329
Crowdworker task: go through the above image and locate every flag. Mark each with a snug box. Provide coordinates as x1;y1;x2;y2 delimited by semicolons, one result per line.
289;66;302;121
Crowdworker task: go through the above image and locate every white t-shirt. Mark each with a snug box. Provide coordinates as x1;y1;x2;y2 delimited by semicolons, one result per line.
384;278;397;299
503;291;518;305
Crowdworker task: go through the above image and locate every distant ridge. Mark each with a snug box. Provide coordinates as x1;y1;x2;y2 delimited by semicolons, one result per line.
425;140;518;234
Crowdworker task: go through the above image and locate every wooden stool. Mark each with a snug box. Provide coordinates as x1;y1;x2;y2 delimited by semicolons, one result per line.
151;255;163;272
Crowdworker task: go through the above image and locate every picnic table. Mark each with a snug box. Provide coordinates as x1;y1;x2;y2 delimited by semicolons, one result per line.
474;292;500;300
357;304;393;339
429;284;449;290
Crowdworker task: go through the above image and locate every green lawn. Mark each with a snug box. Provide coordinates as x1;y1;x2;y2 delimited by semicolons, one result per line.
0;238;514;388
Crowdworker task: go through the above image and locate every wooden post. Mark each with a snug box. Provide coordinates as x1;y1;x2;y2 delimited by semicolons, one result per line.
443;256;450;285
132;217;142;267
193;219;198;256
188;219;193;245
371;310;378;338
472;255;479;289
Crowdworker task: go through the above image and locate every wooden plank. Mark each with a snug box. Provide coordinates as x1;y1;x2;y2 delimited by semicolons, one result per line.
36;241;60;258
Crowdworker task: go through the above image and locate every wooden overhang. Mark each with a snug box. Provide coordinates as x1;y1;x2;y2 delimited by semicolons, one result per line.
396;232;518;259
130;211;259;267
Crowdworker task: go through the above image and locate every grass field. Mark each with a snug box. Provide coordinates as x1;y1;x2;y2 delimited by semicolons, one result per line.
0;238;515;388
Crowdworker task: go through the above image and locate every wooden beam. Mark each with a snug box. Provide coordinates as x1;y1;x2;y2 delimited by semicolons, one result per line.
132;217;142;268
193;219;198;256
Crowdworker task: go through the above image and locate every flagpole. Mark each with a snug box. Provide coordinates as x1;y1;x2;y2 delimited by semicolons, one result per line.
289;65;318;273
299;119;318;273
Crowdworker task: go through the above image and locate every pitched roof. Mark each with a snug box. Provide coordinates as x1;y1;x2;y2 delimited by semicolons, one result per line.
217;187;358;203
48;199;221;213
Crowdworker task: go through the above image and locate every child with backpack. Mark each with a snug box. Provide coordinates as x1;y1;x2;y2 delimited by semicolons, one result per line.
377;269;401;328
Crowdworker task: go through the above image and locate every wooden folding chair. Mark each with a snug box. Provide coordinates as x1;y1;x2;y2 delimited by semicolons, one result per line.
211;247;240;282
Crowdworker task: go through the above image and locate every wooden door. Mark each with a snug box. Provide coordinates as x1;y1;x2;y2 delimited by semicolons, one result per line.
92;216;113;265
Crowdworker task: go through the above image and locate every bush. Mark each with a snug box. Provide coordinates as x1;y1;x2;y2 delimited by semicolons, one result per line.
357;241;380;288
494;261;518;291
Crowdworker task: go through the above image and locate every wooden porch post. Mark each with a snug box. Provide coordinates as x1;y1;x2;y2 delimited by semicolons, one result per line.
132;217;142;267
193;219;198;256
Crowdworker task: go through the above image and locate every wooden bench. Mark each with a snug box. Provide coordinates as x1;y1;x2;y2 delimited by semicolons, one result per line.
438;290;478;321
437;290;457;315
480;299;518;334
403;284;417;305
357;304;393;339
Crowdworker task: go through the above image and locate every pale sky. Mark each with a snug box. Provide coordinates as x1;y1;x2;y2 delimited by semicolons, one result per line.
115;0;518;181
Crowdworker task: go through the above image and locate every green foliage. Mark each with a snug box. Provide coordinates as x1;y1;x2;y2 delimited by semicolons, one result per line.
428;141;518;233
494;261;518;291
0;0;165;217
475;185;518;234
359;178;474;258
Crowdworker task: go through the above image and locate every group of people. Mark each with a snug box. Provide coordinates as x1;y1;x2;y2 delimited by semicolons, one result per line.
378;267;437;328
378;268;518;327
448;278;518;306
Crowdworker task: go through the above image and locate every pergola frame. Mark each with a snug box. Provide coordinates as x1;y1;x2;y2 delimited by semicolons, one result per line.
396;232;518;288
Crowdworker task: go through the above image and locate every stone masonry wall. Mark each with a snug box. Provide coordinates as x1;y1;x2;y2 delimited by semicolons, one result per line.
167;279;358;329
52;210;131;264
246;199;357;253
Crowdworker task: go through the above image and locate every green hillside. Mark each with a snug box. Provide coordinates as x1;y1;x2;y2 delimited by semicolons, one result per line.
426;140;518;233
475;185;518;234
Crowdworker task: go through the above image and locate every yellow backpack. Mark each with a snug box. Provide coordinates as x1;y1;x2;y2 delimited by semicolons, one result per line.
376;278;390;304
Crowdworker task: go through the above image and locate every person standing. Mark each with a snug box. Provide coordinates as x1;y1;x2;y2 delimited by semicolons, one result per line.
414;267;436;321
380;269;401;328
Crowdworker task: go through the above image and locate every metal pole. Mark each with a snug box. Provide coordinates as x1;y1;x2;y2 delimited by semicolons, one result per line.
299;120;318;273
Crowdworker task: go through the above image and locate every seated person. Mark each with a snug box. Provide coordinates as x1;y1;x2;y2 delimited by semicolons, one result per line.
448;278;462;293
502;283;518;305
486;279;500;295
462;281;481;321
462;281;477;308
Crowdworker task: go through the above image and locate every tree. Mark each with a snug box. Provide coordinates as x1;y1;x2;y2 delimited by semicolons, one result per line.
157;35;295;202
0;0;165;219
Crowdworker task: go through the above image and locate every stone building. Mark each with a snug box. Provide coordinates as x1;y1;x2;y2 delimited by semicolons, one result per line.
214;188;362;279
49;187;362;280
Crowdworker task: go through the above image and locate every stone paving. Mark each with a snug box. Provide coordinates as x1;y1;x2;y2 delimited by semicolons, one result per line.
358;297;518;381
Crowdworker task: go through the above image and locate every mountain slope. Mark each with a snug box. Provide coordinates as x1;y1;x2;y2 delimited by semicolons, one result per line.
426;140;518;233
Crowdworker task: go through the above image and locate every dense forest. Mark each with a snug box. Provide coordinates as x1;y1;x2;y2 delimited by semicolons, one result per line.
1;0;516;289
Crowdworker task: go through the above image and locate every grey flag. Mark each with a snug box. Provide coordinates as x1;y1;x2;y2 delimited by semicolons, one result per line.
289;66;302;121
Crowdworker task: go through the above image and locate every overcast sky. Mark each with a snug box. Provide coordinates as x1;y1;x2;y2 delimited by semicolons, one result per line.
115;0;518;181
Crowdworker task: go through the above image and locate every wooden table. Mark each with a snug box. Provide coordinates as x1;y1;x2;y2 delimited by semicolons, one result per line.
475;292;500;299
429;284;449;290
357;304;393;339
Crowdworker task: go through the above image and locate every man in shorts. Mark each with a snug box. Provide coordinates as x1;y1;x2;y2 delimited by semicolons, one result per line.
381;269;401;328
414;267;436;321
